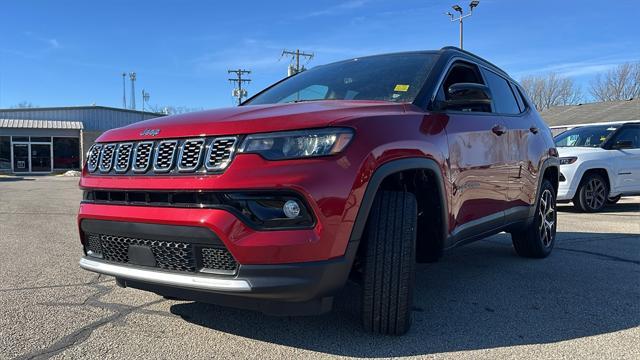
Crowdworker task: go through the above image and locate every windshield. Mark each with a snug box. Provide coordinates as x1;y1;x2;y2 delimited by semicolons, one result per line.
245;53;438;105
554;125;617;148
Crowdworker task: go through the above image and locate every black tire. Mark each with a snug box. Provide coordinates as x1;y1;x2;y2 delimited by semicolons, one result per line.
607;195;622;204
512;179;557;258
361;191;417;335
573;173;608;212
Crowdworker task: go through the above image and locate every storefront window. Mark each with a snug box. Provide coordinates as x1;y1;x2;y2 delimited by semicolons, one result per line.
0;136;10;170
53;137;80;169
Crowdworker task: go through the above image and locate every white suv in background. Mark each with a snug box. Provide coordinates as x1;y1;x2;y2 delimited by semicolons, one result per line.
554;121;640;212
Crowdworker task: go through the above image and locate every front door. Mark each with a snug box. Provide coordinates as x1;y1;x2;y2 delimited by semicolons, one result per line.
609;125;640;193
12;143;29;172
437;61;509;240
30;144;52;172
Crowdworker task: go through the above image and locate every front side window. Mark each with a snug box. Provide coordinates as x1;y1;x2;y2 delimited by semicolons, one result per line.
609;126;640;149
483;69;520;115
554;125;617;148
436;62;488;112
246;53;438;105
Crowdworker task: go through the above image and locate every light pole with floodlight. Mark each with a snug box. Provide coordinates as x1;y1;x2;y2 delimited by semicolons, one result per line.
445;1;480;49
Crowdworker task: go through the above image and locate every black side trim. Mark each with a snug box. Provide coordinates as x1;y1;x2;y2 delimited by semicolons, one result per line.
348;158;448;244
80;219;223;245
527;157;560;221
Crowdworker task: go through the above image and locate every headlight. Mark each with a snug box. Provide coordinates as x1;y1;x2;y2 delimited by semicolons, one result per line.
559;156;577;165
238;128;354;160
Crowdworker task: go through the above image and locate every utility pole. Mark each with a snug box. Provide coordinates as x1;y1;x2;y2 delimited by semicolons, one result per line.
228;69;251;105
141;89;150;115
445;1;480;49
282;49;314;76
129;72;137;110
121;73;127;108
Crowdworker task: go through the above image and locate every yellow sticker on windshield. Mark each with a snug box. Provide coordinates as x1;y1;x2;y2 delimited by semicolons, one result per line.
600;136;606;141
394;84;410;92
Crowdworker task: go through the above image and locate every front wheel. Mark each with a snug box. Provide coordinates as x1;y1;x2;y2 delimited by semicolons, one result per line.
361;191;417;335
512;179;557;258
573;173;608;212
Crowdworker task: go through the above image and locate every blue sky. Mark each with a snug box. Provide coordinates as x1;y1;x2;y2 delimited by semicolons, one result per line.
0;0;638;110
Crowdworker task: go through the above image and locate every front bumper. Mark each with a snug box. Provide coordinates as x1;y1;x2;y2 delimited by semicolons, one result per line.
80;240;357;315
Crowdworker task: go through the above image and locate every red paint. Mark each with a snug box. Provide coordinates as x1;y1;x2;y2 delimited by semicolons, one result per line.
79;99;552;264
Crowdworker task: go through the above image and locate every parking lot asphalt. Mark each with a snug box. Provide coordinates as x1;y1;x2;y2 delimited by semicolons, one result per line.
1;176;638;360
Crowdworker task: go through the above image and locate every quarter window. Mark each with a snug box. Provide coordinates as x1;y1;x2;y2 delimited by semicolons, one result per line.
482;69;520;115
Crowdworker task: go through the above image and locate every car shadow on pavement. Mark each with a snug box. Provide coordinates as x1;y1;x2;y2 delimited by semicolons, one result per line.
169;231;639;358
0;177;36;182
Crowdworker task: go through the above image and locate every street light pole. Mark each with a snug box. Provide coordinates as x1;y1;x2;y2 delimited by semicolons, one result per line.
445;1;480;49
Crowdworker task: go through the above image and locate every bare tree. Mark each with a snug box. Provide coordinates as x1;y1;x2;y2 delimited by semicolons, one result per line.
147;105;203;115
11;101;36;108
520;73;582;110
589;62;640;101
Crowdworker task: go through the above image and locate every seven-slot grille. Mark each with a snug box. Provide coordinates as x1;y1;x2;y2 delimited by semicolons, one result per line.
154;140;178;172
178;139;205;171
87;145;102;172
86;137;239;175
206;137;238;171
84;233;238;274
133;142;153;172
99;144;116;172
114;143;133;173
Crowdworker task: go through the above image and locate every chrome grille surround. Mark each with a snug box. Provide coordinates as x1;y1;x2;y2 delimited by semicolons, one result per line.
205;137;238;171
87;144;102;172
98;144;116;173
132;141;154;173
114;143;133;173
177;138;206;172
153;140;178;173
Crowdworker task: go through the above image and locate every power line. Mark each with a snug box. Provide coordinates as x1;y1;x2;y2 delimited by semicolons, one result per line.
282;49;314;76
228;69;251;105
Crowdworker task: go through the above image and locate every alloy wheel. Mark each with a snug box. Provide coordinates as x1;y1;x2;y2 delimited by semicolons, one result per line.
538;189;556;247
584;178;606;210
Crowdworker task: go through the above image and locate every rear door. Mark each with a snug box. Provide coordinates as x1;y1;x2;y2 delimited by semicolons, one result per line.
437;61;509;240
481;69;546;218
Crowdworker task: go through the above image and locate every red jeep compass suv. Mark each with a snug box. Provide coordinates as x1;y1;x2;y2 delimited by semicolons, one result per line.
79;47;559;335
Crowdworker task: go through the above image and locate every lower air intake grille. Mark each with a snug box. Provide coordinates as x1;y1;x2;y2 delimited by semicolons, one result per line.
84;233;238;275
201;248;238;273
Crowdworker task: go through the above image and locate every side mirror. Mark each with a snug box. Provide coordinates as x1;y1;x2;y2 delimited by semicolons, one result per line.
438;83;493;112
611;140;633;149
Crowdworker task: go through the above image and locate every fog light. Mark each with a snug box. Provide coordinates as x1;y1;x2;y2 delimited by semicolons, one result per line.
283;200;301;218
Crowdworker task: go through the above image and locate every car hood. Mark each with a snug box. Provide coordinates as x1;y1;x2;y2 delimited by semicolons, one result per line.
97;100;407;142
557;146;606;157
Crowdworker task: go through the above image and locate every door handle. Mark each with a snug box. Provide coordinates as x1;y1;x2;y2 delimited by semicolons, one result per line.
491;125;506;136
529;126;539;134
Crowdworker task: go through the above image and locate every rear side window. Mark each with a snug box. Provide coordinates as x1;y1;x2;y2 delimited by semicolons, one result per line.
482;69;520;115
509;83;527;112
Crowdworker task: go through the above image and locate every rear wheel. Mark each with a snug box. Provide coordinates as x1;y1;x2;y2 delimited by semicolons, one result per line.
574;173;608;212
512;179;557;258
361;191;417;335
